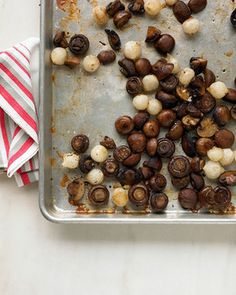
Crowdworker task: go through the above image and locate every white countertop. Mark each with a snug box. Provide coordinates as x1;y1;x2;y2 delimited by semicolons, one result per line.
1;1;236;294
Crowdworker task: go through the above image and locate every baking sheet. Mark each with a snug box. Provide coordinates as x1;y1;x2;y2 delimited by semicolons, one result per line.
39;0;236;223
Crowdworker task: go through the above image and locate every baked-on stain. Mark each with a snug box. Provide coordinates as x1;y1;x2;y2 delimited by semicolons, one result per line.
50;127;56;133
50;158;56;167
122;206;150;215
58;0;80;30
51;73;56;82
60;174;70;187
225;50;233;57
52;0;236;217
76;205;116;214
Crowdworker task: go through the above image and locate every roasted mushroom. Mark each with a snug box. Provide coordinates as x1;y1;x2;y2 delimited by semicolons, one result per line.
67;178;85;206
149;193;169;213
115;116;134;135
181;131;198;157
128;0;145;15
171;175;190;190
156;138;175;158
105;29;121;50
190;173;205;191
113;145;131;162
143;119;160;137
88;185;109;207
117;168;142;185
133;111;150;130
166;120;184;141
127;132;147;153
128;184;149;208
145;26;161;43
213;105;231;126
218;171;236;186
106;0;125;17
123;153;141;167
79;155;95;173
152;59;174;80
69;34;90;55
102;159;120;176
197;118;218;138
190;156;205;173
113;10;132;29
118;58;137;77
214;129;235;148
100;136;116;149
53;31;68;48
168;156;191;178
178;188;198;210
149;173;167;192
146;138;158;157
190;57;207;74
71;134;89;153
144;157;162;171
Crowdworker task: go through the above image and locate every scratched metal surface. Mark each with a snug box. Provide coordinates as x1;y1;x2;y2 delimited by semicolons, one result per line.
39;0;236;223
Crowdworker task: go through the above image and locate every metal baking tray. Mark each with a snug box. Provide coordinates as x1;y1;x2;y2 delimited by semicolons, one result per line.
39;0;236;223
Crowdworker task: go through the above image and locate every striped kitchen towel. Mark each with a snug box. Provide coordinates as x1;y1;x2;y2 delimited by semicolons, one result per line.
0;38;40;187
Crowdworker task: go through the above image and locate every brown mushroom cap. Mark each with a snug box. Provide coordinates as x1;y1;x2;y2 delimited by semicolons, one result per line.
149;173;167;192
168;156;191;178
152;59;174;80
150;193;169;213
127;132;147;153
214;129;235;148
102;159;120;176
171;175;190;190
197;118;218;138
178;188;198;210
88;185;109;207
67;178;85;206
115;116;134;135
182;115;200;129
113;145;131;162
71;134;89;153
176;85;191;101
218;171;236;186
128;184;150;208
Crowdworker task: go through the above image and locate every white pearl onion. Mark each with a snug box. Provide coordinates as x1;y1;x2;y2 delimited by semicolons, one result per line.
147;99;162;115
86;169;104;185
182;18;200;35
144;0;162;16
91;145;108;163
93;6;109;26
207;147;224;162
83;55;100;73
165;0;177;6
142;74;159;92
179;68;195;87
207;81;229;99
203;161;224;180
51;47;67;65
220;149;235;166
123;41;142;60
112;188;129;207
62;153;80;169
166;54;181;74
133;94;149;110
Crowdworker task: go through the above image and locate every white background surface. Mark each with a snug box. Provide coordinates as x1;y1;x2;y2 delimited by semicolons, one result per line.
1;1;236;294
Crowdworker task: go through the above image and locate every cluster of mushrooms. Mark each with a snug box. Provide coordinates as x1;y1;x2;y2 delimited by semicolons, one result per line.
92;0;207;35
62;41;236;213
51;0;208;69
53;0;236;214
